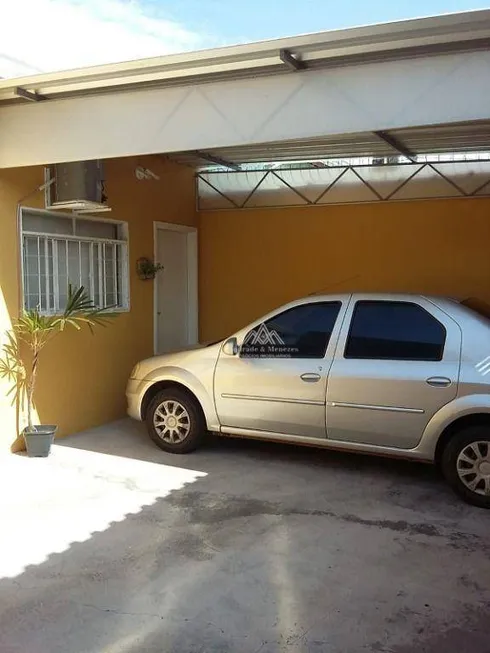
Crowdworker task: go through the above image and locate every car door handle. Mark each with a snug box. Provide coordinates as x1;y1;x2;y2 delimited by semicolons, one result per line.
426;376;452;387
300;373;321;383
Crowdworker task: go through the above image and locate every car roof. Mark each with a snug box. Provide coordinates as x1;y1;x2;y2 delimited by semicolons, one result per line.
238;292;453;332
286;293;489;326
287;292;450;306
238;292;490;337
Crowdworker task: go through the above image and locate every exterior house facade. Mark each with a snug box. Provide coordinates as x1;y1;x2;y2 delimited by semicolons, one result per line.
0;157;196;449
0;10;489;451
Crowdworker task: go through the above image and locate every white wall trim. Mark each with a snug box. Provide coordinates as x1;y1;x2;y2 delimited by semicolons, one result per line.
153;221;198;355
22;205;125;226
20;206;131;314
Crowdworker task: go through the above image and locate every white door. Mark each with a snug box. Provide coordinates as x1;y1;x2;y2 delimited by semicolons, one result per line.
155;226;196;354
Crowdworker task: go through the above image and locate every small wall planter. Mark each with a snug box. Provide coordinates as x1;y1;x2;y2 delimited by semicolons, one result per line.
136;257;164;281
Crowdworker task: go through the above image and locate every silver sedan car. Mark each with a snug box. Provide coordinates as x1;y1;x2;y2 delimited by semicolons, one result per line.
127;293;490;508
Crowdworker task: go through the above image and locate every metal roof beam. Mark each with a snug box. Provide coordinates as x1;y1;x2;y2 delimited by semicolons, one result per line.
194;150;241;170
1;10;489;104
279;49;306;71
15;86;47;102
374;131;416;161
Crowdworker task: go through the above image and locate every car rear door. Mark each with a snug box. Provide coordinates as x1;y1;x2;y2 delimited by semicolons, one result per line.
214;298;348;439
326;296;461;449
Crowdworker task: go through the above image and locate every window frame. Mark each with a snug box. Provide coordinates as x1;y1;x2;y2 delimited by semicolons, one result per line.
20;207;130;315
344;300;447;362
240;300;342;360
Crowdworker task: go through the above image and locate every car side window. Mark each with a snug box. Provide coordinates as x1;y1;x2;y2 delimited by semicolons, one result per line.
345;301;446;361
241;302;342;359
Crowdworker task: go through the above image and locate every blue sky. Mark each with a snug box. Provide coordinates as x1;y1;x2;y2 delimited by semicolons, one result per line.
0;0;488;77
154;0;490;45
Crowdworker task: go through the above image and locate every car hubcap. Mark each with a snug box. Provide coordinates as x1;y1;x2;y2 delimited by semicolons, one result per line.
456;441;490;496
153;400;190;444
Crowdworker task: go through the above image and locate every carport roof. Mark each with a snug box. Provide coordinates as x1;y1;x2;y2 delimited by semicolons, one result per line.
169;121;490;168
0;9;489;105
1;10;489;170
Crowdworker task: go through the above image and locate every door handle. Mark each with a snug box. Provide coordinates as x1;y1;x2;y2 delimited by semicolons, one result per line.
300;373;321;383
426;376;452;387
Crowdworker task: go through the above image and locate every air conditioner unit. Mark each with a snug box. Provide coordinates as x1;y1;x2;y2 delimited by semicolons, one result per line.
45;160;111;213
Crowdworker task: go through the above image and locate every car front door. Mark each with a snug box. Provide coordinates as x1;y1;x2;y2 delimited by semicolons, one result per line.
326;296;461;449
214;299;347;439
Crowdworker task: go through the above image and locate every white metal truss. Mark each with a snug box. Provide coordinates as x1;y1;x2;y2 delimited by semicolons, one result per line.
197;160;490;210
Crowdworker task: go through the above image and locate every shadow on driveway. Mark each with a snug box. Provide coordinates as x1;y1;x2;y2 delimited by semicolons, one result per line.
1;419;489;653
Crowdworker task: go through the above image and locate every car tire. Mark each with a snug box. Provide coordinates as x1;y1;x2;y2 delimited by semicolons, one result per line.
146;388;205;454
441;426;490;508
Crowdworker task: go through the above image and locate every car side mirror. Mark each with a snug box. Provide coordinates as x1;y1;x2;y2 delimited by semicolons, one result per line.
222;337;239;356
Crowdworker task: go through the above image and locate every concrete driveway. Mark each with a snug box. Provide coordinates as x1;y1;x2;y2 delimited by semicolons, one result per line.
1;419;489;653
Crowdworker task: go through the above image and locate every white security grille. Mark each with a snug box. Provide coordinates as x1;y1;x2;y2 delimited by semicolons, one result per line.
22;210;129;313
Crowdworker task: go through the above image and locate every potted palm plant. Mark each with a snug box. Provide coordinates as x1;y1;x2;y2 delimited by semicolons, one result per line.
0;285;114;457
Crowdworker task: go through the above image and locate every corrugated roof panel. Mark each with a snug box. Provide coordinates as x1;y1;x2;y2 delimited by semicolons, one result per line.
392;122;490;154
170;133;395;167
170;121;490;168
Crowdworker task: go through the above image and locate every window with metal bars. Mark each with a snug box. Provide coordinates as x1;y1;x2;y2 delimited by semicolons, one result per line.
21;209;129;313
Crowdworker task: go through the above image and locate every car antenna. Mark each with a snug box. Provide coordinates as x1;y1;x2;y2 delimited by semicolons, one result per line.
308;274;361;296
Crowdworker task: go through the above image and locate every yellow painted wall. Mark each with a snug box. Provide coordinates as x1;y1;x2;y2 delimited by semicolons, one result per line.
0;155;196;451
198;199;490;342
2;158;489;453
0;167;41;448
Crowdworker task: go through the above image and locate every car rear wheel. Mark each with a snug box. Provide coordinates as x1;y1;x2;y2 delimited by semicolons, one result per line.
441;426;490;508
146;388;205;454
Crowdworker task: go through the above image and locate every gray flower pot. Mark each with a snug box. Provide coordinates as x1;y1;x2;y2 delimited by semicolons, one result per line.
23;425;57;457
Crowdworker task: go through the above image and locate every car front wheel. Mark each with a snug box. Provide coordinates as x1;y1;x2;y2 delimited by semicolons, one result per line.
441;426;490;508
146;388;205;454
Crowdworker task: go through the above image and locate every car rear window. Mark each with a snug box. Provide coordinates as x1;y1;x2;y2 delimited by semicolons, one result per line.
345;301;446;361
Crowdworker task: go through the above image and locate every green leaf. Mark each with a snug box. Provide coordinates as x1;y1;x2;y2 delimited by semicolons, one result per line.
0;284;117;417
